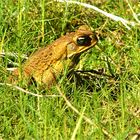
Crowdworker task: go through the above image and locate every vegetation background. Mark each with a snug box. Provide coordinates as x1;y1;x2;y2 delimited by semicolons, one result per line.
0;0;140;139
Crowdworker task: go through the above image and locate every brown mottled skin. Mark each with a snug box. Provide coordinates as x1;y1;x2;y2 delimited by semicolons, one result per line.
11;25;97;87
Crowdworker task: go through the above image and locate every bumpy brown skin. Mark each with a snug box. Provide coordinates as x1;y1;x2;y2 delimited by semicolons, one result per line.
11;25;97;87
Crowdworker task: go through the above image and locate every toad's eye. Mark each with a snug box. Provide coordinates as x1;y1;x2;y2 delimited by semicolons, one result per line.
77;35;92;46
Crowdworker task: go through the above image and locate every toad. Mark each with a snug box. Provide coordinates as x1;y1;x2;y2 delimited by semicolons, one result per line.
11;25;98;87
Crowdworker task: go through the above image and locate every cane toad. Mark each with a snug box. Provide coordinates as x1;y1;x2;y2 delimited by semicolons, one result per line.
11;25;97;87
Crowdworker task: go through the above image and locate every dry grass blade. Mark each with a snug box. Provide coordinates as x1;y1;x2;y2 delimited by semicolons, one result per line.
55;84;94;125
0;83;61;98
0;51;28;59
56;84;114;139
57;0;137;30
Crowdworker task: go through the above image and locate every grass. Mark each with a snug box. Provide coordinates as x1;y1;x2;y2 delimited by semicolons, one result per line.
0;0;140;139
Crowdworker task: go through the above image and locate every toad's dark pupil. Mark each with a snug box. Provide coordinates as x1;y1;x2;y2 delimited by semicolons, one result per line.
77;35;92;46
